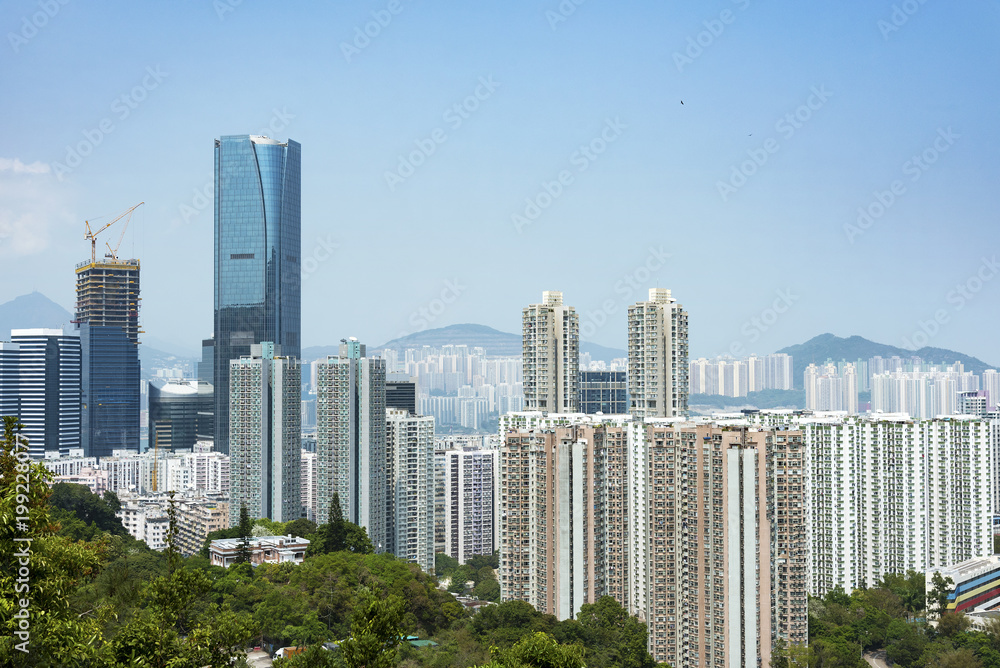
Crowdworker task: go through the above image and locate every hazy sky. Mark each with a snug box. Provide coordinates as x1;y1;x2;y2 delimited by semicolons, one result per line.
1;1;997;362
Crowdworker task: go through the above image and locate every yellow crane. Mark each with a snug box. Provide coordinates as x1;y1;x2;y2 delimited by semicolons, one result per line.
151;431;159;492
83;201;144;263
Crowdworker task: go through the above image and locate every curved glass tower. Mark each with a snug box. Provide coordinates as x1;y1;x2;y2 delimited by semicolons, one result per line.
214;135;301;454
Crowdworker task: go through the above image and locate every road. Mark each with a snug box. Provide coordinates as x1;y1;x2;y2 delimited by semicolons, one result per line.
863;650;891;668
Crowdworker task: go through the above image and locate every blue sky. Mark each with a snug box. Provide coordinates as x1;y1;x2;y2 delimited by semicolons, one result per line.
1;0;998;362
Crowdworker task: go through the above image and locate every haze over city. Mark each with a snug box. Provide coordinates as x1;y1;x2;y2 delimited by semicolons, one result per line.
1;0;997;361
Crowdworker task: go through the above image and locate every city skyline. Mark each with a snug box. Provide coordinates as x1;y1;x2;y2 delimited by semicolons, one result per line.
1;2;997;364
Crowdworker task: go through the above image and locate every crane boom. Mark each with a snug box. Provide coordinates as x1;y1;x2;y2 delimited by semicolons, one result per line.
83;201;144;263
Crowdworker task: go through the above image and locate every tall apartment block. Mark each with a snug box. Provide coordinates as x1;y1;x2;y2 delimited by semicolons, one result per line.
228;343;301;525
316;339;388;550
578;370;628;414
497;413;807;668
214;135;301;454
637;423;806;667
745;411;993;595
804;362;858;413
75;258;141;457
522;291;579;413
0;330;82;458
628;289;688;418
498;420;630;620
443;447;500;564
386;408;435;573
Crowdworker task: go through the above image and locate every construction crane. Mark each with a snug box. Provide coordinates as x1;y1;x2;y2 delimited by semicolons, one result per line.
83;201;143;263
151;431;160;492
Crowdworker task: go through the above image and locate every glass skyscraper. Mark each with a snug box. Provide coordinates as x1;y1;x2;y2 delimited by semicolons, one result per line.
80;324;140;458
214;135;301;454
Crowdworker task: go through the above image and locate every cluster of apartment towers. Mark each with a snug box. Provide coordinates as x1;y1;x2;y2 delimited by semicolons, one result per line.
500;289;995;668
2;135;995;668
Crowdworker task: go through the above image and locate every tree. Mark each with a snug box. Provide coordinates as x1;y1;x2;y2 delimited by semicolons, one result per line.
933;647;983;668
436;552;460;577
49;481;129;536
575;596;654;668
480;631;586;668
0;416;109;664
236;504;253;565
936;611;971;637
325;492;347;553
344;522;374;554
928;571;954;618
286;518;317;538
770;639;815;667
340;586;406;668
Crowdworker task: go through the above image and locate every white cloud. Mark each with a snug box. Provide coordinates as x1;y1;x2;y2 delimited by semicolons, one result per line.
0;157;51;175
0;171;76;256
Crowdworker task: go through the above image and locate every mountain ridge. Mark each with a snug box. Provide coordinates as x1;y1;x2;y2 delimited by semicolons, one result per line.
776;333;997;389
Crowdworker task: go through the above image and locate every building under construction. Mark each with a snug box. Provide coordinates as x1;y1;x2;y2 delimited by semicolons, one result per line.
76;203;143;459
75;259;141;344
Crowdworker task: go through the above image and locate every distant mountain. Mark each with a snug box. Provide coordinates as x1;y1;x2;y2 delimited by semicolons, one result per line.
300;323;627;361
776;333;997;388
0;291;73;337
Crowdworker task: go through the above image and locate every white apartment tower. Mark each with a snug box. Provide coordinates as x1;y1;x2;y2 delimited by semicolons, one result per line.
228;342;302;525
316;338;388;551
628;289;689;418
443;447;500;564
386;408;435;573
522;291;579;412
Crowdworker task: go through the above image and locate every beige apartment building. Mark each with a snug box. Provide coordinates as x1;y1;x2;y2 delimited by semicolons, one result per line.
498;413;808;668
628;289;689;418
522;291;579;413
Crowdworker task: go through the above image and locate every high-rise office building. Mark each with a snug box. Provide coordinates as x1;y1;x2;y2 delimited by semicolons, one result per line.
148;379;214;452
522;291;578;413
386;373;417;415
578;370;628;414
386;408;435;573
228;343;301;525
443;447;500;565
628;288;689;418
2;330;82;458
316;339;387;550
214;135;301;454
75;258;141;457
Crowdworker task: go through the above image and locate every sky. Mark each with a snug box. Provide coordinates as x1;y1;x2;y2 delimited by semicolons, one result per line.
1;0;998;363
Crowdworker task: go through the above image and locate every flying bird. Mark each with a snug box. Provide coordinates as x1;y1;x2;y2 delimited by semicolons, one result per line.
680;100;684;105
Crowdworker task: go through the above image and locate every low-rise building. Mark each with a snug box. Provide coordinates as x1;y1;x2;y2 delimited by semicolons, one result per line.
209;535;310;568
